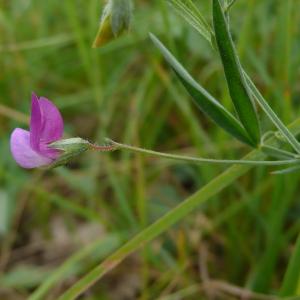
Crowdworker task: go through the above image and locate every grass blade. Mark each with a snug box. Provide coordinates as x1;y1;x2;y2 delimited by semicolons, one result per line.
150;33;254;146
56;117;300;300
280;233;300;296
212;0;261;146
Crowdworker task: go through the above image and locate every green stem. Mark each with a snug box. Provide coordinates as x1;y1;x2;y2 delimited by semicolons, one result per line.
57;118;300;300
102;140;299;166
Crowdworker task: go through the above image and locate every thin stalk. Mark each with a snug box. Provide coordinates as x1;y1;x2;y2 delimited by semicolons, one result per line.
89;144;116;152
94;140;300;166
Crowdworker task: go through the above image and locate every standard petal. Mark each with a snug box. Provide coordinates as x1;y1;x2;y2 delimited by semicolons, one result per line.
10;128;52;169
30;92;42;151
39;97;64;143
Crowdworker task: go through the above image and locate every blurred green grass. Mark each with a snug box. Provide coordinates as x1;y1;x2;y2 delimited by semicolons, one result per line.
1;0;300;299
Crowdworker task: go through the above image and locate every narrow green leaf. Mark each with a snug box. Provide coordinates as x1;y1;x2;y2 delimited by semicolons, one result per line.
149;33;254;146
272;165;300;175
212;0;261;145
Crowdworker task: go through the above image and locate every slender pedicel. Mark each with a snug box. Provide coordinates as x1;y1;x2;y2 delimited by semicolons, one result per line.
91;139;300;166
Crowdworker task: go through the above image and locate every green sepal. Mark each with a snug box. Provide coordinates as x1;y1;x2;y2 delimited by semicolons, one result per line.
48;138;90;168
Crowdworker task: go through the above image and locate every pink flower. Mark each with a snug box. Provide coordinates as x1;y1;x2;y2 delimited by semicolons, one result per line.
10;93;64;168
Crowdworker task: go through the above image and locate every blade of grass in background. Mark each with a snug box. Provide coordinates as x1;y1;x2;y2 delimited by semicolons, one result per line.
150;34;254;147
248;175;300;293
273;0;293;123
0;34;74;52
280;233;300;297
29;235;121;300
212;0;260;146
56;118;300;300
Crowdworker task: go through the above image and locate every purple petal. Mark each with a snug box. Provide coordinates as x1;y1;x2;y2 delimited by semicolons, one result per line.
39;97;64;143
10;128;52;169
30;93;42;152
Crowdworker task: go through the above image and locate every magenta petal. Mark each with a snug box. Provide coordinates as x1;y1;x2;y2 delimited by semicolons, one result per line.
30;93;42;152
38;97;64;143
10;128;52;169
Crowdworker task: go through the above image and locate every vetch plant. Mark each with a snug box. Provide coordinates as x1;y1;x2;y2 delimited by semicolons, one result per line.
10;3;300;173
10;94;300;170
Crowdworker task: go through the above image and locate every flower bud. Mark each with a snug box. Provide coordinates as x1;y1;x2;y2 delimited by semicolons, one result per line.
92;0;133;48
